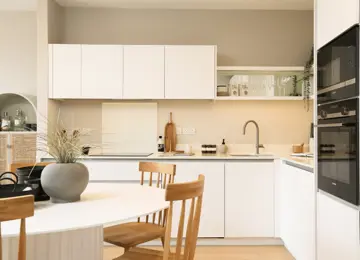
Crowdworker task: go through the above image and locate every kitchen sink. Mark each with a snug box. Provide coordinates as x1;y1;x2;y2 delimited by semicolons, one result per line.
229;153;274;157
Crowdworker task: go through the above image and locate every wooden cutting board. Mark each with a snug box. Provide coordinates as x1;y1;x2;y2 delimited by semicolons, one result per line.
165;112;176;152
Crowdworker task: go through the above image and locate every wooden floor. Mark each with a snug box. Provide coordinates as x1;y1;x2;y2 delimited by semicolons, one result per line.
104;246;295;260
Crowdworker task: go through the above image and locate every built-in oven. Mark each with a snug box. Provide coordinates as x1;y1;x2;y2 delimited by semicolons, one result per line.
317;25;359;104
317;98;359;205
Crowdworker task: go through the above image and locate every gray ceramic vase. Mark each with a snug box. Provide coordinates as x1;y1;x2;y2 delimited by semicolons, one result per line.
41;163;89;203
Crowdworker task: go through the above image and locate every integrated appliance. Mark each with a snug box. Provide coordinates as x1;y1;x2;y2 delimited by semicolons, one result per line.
317;25;360;205
317;25;359;105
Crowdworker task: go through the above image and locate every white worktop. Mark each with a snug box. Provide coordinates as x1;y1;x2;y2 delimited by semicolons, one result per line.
2;183;168;238
281;156;314;172
42;153;276;161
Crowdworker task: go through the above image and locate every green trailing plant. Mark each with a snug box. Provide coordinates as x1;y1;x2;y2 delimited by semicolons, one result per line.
290;75;301;96
303;47;314;111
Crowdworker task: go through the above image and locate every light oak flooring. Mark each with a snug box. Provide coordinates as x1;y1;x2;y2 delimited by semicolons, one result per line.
104;246;295;260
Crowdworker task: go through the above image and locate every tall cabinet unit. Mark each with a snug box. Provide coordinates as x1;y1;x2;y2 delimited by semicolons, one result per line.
317;192;360;260
81;45;123;99
123;46;165;99
316;0;359;49
165;46;216;99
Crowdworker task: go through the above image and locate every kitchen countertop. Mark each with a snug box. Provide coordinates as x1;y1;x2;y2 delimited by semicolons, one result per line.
41;153;276;161
281;156;314;172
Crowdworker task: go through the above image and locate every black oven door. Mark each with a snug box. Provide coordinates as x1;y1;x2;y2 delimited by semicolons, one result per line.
317;25;359;104
318;115;359;205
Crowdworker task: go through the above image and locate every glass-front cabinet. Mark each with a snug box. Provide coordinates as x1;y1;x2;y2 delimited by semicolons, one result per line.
216;66;313;100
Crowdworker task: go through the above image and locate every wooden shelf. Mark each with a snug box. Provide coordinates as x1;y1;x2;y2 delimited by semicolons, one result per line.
215;96;309;101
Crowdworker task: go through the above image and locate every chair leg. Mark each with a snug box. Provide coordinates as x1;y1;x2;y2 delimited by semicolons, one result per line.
161;237;165;247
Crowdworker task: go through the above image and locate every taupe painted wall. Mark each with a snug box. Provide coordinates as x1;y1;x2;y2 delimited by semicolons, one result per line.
62;8;313;66
0;11;37;95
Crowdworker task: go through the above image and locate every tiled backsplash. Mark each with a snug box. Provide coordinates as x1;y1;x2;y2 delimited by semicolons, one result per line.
57;99;313;156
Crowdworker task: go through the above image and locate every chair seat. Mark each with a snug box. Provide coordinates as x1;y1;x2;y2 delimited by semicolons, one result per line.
115;247;183;260
104;222;166;249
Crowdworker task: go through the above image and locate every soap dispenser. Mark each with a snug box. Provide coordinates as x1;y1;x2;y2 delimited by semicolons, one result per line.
219;139;228;154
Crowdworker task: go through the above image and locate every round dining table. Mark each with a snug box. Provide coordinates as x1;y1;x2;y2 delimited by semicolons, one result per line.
2;183;168;260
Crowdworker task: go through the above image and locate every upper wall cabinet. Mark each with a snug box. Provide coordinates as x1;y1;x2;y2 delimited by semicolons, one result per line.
123;46;165;99
165;46;216;99
316;0;359;49
82;45;123;99
50;44;82;99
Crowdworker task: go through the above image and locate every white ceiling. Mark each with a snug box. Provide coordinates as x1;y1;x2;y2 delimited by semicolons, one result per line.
0;0;37;11
56;0;314;10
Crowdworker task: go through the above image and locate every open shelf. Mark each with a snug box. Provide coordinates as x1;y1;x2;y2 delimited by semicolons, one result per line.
217;66;305;75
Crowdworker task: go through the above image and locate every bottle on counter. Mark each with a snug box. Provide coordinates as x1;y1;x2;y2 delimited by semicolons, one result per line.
219;139;228;154
1;112;11;131
14;109;25;131
157;136;165;154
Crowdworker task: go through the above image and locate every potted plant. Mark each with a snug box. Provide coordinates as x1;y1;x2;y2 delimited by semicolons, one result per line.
37;127;90;203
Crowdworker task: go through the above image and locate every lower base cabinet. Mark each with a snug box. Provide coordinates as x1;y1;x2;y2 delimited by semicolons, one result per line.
166;161;225;238
278;162;315;260
225;161;275;238
317;192;360;260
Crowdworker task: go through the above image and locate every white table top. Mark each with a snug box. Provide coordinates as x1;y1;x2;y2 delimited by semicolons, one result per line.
2;183;168;238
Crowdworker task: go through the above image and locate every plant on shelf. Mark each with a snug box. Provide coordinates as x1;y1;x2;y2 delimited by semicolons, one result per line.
303;47;314;111
289;75;301;96
37;119;93;203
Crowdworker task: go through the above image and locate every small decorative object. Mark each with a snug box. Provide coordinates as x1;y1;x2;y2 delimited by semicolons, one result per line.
230;84;239;96
218;139;228;154
14;109;25;131
217;85;229;96
1;112;11;131
38;126;91;203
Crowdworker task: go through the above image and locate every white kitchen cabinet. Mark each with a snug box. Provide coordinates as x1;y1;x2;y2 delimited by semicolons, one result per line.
123;46;165;99
81;45;123;99
166;161;225;238
317;192;360;260
85;161;139;182
316;0;359;49
278;162;315;260
225;161;275;238
165;46;216;99
50;44;82;99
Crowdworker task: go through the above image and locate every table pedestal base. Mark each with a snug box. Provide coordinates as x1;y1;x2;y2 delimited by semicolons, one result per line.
3;226;104;260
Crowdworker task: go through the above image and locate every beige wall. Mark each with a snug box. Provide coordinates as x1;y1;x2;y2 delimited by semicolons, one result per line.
58;100;313;154
62;8;313;66
0;11;37;95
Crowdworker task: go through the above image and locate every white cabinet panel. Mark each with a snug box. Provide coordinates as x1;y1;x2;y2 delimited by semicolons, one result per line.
165;46;215;99
124;46;165;99
279;163;315;260
82;45;123;99
52;44;81;98
317;192;360;260
225;161;274;238
316;0;359;49
84;161;139;182
166;161;224;238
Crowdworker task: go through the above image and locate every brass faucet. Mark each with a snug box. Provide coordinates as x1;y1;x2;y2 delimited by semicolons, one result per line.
243;120;264;155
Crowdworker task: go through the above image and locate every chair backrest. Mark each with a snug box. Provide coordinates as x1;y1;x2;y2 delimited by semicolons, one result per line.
10;162;52;174
0;195;35;260
138;162;176;226
163;175;205;260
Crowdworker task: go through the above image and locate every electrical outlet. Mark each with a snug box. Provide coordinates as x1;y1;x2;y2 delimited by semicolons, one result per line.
182;128;196;135
176;127;182;135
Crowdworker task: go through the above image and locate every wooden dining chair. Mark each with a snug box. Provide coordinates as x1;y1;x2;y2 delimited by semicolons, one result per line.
116;174;205;260
10;162;52;174
104;162;176;252
0;195;35;260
